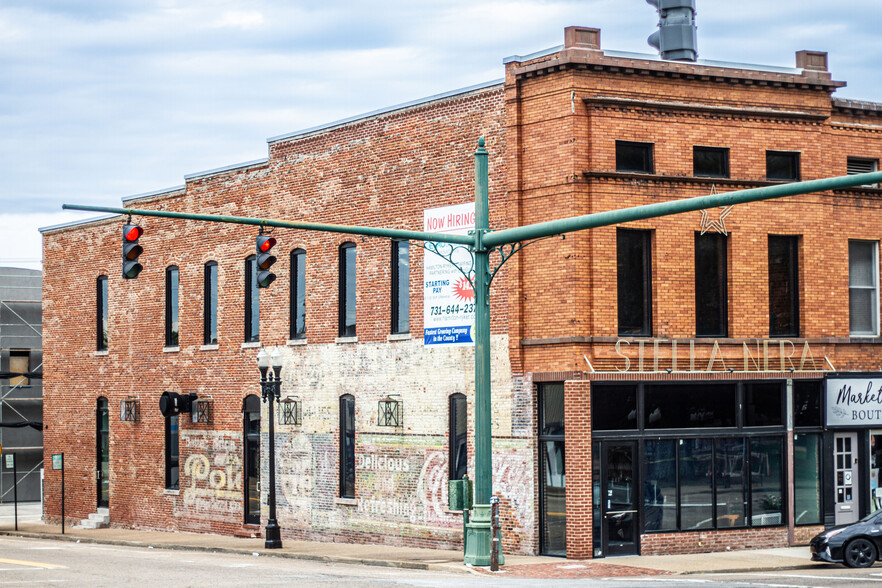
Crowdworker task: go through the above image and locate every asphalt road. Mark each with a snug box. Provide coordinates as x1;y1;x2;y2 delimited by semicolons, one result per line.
4;534;882;587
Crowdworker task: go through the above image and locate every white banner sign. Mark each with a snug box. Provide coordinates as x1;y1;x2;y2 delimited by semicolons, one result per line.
826;377;882;427
423;203;476;346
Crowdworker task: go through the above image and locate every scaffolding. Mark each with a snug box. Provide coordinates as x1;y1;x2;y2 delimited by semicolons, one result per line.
0;268;42;503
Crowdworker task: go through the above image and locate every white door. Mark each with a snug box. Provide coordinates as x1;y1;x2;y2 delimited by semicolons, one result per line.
835;432;859;525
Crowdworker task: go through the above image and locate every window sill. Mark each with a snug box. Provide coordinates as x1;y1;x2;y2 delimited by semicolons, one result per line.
335;497;358;506
387;333;411;342
163;346;180;353
241;342;261;349
163;488;180;496
94;350;109;357
200;344;219;351
335;337;358;344
287;339;307;346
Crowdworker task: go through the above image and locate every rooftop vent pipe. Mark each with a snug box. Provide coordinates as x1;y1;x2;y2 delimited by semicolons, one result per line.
647;0;698;61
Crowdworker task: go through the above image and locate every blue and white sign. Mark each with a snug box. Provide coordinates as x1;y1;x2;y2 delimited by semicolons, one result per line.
423;203;475;346
826;377;882;427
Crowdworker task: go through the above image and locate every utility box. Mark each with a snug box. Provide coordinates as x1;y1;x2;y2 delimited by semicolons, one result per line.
448;478;473;511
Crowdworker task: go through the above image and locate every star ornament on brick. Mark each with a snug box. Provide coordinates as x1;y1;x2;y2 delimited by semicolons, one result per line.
698;185;734;236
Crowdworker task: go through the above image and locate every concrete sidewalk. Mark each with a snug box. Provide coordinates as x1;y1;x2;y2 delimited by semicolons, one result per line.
0;503;830;578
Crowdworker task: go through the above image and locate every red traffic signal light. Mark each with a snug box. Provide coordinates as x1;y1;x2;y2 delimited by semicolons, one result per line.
122;224;144;279
256;235;277;288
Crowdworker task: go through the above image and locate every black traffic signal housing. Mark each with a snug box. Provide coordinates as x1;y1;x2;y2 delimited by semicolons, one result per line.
122;224;144;279
256;235;277;288
159;391;198;417
646;0;698;62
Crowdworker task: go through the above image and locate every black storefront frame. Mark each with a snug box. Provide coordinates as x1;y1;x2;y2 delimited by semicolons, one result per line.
590;379;823;540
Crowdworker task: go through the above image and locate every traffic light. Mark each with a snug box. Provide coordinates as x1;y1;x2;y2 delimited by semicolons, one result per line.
256;235;277;288
122;224;144;279
646;0;697;62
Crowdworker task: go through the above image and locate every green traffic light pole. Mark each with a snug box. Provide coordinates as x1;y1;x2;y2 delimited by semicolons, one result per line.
64;142;882;566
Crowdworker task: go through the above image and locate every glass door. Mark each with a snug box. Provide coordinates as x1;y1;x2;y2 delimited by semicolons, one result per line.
602;442;638;556
243;395;261;525
96;397;109;508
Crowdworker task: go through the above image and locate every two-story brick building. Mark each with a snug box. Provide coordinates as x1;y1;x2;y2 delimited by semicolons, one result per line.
41;25;882;558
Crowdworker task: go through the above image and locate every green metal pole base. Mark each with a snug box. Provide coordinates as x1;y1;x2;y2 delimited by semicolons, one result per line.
463;505;505;566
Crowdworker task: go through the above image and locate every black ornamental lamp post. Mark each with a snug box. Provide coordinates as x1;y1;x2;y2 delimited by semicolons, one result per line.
257;347;283;549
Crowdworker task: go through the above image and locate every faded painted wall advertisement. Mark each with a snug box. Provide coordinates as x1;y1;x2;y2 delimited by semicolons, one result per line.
826;377;882;427
423;202;476;346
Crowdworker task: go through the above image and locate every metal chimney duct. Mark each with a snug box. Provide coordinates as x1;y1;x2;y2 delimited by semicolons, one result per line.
647;0;698;61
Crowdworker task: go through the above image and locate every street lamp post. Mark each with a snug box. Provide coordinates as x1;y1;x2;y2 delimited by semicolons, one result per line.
257;347;283;549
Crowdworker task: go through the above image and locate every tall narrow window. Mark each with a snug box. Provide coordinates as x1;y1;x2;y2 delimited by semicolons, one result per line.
290;249;306;340
449;394;467;480
538;383;565;556
204;262;218;345
391;241;409;334
616;141;653;173
617;229;652;336
165;413;179;489
339;394;355;498
849;240;879;336
165;266;179;347
97;275;108;351
768;236;799;337
339;242;356;337
8;350;29;387
695;233;728;337
245;256;259;342
766;150;800;181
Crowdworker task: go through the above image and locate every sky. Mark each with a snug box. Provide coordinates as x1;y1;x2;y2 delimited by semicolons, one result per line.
2;0;880;270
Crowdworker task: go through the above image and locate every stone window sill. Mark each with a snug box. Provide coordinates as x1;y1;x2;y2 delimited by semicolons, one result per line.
335;337;358;344
163;346;180;353
200;344;219;351
241;342;261;349
94;350;109;357
164;489;180;496
335;497;358;506
287;339;307;346
387;333;412;342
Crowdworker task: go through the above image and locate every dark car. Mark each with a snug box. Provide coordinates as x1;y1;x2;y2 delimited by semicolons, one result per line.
811;511;882;568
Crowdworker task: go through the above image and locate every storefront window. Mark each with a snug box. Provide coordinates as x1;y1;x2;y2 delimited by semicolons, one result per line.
794;433;822;525
592;441;602;557
680;439;713;529
645;384;737;429
715;437;747;527
750;437;784;526
745;382;783;427
793;380;822;427
592;385;637;431
871;431;882;512
644;440;677;532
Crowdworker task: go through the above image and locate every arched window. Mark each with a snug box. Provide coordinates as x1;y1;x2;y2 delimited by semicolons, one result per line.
96;275;108;350
204;261;218;345
290;249;306;340
338;243;356;337
243;394;261;524
165;266;179;347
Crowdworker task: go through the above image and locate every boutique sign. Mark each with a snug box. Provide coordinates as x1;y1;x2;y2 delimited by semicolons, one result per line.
826;377;882;427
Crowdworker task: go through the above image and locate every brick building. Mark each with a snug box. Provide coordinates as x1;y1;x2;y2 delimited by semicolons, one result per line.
42;25;882;558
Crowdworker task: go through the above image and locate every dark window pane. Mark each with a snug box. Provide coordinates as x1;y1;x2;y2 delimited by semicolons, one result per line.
769;236;799;337
541;440;566;556
745;382;783;427
794;433;822;525
339;395;356;498
592;442;602;557
449;394;468;480
617;229;651;336
750;437;784;526
392;241;409;334
766;151;800;181
541;383;565;436
165;266;179;347
291;250;306;339
680;438;713;529
849;240;878;336
616;141;653;173
644;439;677;532
339;243;356;337
97;276;108;351
204;262;218;345
793;380;821;428
695;233;728;337
166;414;179;489
645;384;737;429
245;256;259;342
715;438;747;528
694;146;729;178
592;384;637;431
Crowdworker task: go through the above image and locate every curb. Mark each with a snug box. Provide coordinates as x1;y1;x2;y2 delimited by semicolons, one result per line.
0;530;471;574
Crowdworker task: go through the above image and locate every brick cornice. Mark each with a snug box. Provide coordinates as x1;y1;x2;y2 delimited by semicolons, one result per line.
522;335;882;346
580;171;771;189
584;95;829;123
